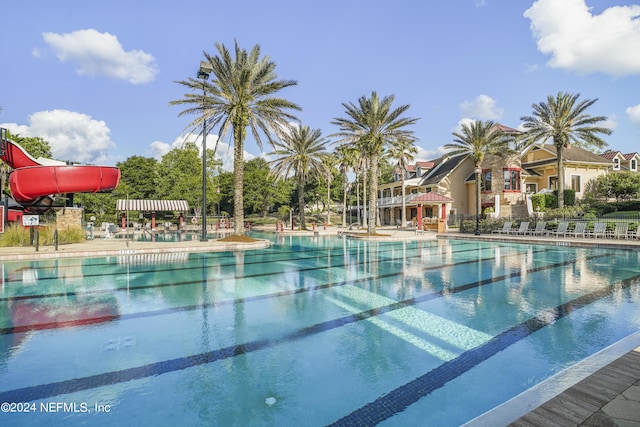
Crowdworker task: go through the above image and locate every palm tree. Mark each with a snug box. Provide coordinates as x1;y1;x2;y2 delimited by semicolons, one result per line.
520;91;611;208
336;145;358;227
444;120;512;233
333;92;418;234
170;41;301;235
387;137;418;228
269;125;329;230
321;154;337;225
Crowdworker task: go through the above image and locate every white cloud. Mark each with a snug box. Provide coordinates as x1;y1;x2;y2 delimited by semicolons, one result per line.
524;0;640;76
626;104;640;125
150;133;254;172
2;110;115;164
41;29;159;84
475;0;487;7
459;95;503;120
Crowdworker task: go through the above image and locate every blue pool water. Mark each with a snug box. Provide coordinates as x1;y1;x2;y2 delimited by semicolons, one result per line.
0;234;639;426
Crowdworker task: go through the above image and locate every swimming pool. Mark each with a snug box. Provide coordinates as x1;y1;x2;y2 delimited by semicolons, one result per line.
0;233;639;426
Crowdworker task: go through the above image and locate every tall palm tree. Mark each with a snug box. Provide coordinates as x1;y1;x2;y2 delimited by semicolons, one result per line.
444;120;511;232
335;145;358;227
333;92;418;234
387;137;418;228
321;154;337;225
171;41;301;235
269;125;329;230
520;91;611;208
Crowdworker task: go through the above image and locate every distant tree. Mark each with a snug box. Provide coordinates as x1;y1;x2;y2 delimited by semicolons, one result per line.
335;145;358;227
243;157;292;217
444;120;512;224
269;125;330;229
520;92;611;208
171;41;301;235
115;156;159;200
333;92;418;234
387;137;417;227
154;142;206;213
585;172;640;201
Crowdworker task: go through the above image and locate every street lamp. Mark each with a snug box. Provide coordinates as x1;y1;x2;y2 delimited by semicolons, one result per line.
198;61;210;242
474;165;482;235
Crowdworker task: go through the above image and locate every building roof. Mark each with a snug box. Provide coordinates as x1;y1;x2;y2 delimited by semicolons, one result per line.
600;150;624;160
522;144;611;168
419;155;467;186
410;192;454;203
116;199;190;212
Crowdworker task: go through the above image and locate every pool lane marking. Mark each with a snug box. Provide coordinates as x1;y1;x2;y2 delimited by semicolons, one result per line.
0;253;613;402
0;246;551;335
0;241;494;303
327;270;640;427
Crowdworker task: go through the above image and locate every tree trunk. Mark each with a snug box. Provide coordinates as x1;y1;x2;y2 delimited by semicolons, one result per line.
362;169;368;229
298;175;306;229
400;172;407;228
233;126;245;235
342;180;347;228
556;143;564;209
326;178;331;225
368;153;379;234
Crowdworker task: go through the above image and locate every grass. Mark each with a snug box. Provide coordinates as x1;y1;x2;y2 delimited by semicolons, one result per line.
217;234;260;243
0;224;85;247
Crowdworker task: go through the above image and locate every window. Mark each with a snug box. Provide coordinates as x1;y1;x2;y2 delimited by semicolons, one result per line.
632;159;637;171
549;176;558;190
503;168;521;191
614;158;620;170
482;170;492;192
525;183;537;194
571;175;582;193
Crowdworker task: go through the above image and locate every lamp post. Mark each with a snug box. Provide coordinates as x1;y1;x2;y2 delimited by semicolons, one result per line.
474;165;482;235
198;62;210;242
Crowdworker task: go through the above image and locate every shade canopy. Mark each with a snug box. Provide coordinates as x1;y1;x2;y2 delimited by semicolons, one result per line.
116;199;189;212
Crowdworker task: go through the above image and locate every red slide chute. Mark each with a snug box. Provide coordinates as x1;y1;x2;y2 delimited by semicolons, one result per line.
0;128;120;209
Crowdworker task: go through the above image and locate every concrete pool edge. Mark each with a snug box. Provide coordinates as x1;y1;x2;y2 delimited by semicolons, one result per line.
0;238;272;261
462;322;640;426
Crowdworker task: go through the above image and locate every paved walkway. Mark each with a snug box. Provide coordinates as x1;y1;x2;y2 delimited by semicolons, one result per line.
1;227;639;425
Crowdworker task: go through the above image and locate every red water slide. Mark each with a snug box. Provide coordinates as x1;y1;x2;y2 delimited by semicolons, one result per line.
0;129;120;208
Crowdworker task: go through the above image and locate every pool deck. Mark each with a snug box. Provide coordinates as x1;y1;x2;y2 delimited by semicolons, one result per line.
1;226;639;426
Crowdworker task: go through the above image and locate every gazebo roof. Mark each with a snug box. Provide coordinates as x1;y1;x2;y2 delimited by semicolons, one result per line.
410;193;454;203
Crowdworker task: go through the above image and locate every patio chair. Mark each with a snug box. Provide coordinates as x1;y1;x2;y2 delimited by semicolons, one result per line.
632;226;640;240
611;222;629;239
508;221;530;235
568;222;587;238
492;221;512;234
590;222;607;239
548;221;569;237
527;221;547;236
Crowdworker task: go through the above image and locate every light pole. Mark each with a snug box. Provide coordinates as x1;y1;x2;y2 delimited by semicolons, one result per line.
474;165;482;235
198;62;210;242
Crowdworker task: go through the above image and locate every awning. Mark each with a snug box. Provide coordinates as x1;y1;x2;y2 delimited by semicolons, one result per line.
410;193;454;203
116;199;190;212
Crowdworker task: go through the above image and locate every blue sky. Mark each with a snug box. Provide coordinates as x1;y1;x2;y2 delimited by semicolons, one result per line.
1;0;639;169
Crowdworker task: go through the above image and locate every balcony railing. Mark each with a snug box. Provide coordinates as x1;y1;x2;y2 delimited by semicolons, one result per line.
378;192;428;207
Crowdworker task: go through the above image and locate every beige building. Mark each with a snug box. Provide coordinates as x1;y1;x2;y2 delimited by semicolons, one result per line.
377;142;622;225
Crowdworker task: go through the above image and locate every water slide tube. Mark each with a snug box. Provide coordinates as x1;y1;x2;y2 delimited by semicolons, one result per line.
0;131;120;208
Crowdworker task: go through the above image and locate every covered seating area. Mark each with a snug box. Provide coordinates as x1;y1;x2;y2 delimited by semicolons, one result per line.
116;199;190;230
410;192;454;233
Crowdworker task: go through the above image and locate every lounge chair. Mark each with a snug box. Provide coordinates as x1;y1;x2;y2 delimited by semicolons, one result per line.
589;221;607;239
508;221;530;235
611;222;628;239
548;221;569;237
631;226;640;240
492;221;512;234
528;221;547;236
568;222;586;238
